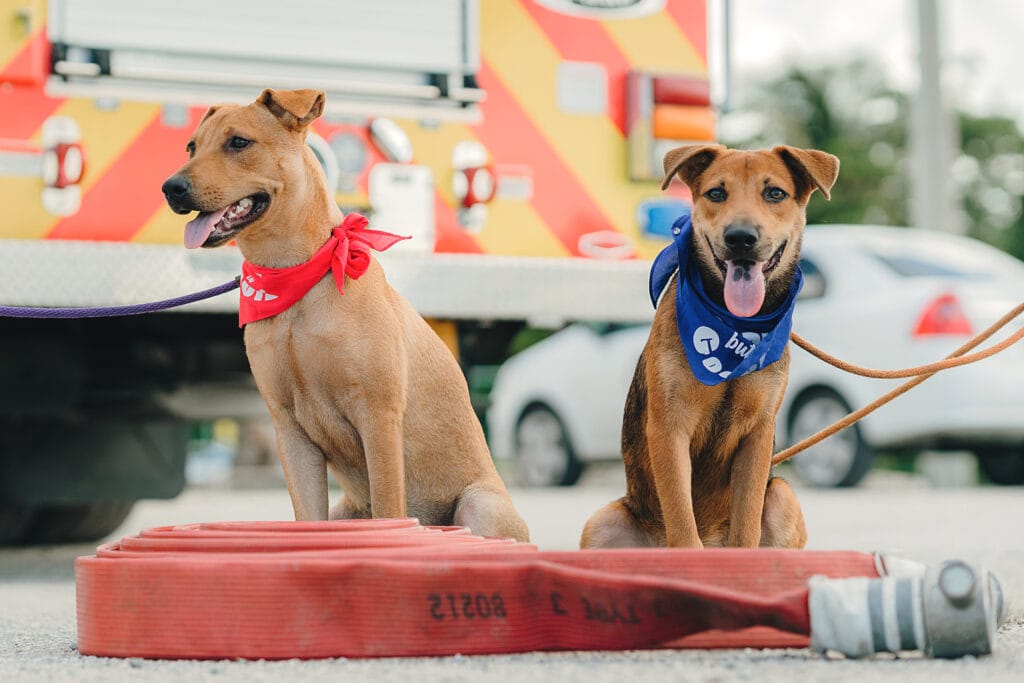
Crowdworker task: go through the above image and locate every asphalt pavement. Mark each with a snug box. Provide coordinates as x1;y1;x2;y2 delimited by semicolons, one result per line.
1;466;1022;682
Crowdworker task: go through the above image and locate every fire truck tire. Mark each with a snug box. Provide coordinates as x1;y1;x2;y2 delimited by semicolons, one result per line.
0;504;33;545
976;447;1024;485
24;501;135;545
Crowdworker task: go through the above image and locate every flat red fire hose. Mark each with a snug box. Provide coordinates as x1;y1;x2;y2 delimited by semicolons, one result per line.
76;519;884;660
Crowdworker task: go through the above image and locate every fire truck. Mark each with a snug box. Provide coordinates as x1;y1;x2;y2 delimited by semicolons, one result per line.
0;0;714;542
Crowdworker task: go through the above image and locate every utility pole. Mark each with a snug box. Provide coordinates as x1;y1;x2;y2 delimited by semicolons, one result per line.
720;0;732;113
910;0;963;233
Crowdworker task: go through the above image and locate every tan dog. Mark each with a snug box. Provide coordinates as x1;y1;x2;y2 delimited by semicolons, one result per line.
162;88;529;541
581;144;839;549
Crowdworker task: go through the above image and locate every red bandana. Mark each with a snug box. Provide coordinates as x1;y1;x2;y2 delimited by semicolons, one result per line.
237;213;409;327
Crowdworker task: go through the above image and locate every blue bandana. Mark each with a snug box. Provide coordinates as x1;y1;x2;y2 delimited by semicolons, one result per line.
649;214;803;386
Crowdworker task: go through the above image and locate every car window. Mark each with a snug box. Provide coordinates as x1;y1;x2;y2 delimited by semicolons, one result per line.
798;257;826;300
871;253;983;278
865;236;1024;281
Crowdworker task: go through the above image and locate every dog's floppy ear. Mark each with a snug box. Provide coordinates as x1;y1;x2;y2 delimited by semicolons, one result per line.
199;105;221;125
258;88;326;132
773;146;840;201
661;144;726;191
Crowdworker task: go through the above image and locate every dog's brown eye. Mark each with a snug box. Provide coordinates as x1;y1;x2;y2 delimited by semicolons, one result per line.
228;136;253;150
185;141;195;158
704;187;727;203
764;187;788;203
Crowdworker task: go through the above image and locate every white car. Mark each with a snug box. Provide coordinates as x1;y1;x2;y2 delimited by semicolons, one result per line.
487;226;1024;487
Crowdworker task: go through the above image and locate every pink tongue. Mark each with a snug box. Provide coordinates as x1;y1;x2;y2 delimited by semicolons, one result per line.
184;206;229;249
724;261;766;317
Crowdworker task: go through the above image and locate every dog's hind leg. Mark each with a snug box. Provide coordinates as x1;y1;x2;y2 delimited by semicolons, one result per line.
759;476;807;548
328;496;369;520
453;484;530;542
580;499;661;549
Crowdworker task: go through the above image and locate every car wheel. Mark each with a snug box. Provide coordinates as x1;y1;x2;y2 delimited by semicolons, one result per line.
787;388;874;488
976;448;1024;485
23;501;135;545
514;404;583;487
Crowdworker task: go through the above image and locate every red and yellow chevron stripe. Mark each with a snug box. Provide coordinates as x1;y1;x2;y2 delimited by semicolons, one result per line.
0;0;707;259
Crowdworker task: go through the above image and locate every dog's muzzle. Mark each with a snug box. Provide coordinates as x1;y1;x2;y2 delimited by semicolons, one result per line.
723;223;759;256
162;174;197;214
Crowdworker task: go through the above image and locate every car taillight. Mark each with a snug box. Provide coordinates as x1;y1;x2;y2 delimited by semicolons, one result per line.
913;293;973;337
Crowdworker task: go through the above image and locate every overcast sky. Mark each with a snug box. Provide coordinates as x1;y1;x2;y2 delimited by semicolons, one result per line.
712;0;1024;124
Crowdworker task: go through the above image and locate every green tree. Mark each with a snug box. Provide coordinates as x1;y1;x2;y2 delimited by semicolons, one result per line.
957;113;1024;259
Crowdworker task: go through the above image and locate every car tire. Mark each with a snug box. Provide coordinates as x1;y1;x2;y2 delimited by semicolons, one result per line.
514;404;583;487
787;387;874;488
976;448;1024;486
22;501;135;545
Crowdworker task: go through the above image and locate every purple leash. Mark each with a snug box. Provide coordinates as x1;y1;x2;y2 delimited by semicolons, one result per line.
0;277;240;319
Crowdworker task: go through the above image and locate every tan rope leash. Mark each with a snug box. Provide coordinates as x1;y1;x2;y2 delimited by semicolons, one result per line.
772;301;1024;466
790;324;1024;379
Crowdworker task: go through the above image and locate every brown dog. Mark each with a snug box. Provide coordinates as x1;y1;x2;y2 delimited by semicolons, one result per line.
162;88;528;541
580;144;839;549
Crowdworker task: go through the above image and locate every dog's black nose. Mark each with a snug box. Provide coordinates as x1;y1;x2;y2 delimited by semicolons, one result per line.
724;224;759;251
161;175;192;201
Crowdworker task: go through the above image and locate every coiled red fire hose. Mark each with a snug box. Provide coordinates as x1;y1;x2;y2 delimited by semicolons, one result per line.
76;519;884;660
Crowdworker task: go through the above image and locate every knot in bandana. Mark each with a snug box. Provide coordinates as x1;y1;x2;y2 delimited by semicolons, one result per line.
648;214;802;386
238;213;409;327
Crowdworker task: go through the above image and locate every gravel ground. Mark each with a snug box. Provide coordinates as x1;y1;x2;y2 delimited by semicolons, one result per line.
1;468;1022;682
